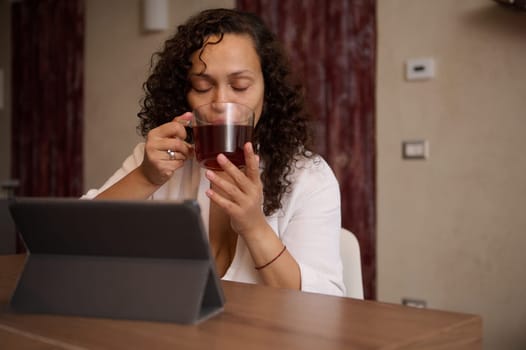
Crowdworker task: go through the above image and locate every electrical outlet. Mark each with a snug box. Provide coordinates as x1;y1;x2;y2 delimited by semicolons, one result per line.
402;298;427;308
405;58;435;81
402;140;428;160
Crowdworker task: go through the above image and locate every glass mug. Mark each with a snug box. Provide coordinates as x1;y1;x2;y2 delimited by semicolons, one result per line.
190;102;255;171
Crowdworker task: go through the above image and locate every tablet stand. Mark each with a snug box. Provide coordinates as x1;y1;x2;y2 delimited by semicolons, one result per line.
9;198;225;324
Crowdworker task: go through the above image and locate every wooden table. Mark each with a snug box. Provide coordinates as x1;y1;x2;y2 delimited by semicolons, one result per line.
0;254;481;349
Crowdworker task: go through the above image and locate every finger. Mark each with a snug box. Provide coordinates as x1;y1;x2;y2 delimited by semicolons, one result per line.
206;169;243;200
244;142;260;182
163;149;187;161
155;138;191;156
205;187;238;215
150;112;192;140
172;112;193;125
216;153;250;189
144;136;190;161
173;112;194;144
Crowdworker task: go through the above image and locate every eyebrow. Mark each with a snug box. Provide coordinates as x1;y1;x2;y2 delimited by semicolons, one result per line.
188;70;256;79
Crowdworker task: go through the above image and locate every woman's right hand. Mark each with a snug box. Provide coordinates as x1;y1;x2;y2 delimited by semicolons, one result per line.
140;112;194;186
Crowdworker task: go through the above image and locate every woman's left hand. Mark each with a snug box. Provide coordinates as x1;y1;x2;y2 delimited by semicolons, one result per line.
205;142;267;239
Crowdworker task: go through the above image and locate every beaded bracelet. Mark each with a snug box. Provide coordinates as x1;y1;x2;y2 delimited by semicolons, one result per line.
254;245;287;270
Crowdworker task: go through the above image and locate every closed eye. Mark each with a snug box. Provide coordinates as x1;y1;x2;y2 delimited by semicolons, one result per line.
231;85;249;92
229;78;252;92
189;76;213;93
192;86;212;93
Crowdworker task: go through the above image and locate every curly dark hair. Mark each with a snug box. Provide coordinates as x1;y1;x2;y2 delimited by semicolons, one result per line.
138;8;314;215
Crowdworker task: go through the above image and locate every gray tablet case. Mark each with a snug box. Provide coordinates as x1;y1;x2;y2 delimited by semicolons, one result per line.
0;198;16;253
8;197;224;324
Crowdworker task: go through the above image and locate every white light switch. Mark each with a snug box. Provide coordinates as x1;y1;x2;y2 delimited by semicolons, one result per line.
402;140;428;160
405;58;435;81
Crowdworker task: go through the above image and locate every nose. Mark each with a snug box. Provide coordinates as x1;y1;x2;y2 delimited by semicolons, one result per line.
212;84;232;103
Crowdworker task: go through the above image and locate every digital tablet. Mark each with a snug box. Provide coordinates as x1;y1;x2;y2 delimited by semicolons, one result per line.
8;197;224;324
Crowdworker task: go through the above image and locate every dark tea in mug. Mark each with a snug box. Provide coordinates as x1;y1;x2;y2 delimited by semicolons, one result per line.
192;102;255;170
194;124;253;170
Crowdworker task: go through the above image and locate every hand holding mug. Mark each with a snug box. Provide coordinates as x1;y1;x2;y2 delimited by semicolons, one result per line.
205;142;267;238
141;112;194;185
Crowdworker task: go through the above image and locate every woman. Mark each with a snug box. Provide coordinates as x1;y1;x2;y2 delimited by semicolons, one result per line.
83;8;345;296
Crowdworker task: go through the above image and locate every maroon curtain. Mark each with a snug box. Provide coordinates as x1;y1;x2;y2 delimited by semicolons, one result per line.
11;0;84;198
237;0;377;299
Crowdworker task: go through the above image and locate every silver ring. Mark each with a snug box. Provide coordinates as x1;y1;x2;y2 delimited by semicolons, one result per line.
167;149;176;160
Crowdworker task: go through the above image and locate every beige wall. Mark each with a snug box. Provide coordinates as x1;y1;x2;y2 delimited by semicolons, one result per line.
0;1;11;185
377;1;526;349
84;0;234;191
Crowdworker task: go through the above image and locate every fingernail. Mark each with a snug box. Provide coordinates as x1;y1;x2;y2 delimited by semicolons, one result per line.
217;154;228;164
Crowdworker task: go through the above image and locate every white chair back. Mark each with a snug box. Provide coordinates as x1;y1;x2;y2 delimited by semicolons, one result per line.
340;228;364;299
